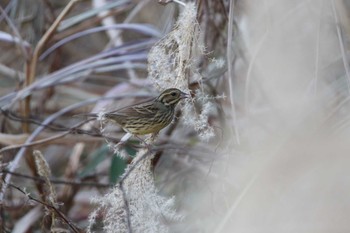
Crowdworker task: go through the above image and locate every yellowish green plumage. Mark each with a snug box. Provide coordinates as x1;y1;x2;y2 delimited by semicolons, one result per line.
89;88;189;135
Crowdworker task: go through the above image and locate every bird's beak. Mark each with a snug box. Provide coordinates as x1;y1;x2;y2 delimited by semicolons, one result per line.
180;91;191;99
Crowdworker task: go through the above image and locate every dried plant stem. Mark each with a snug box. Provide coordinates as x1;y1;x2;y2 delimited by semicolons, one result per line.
0;96;107;204
28;0;79;85
0;5;30;60
0;120;91;155
0;131;71;154
3;170;111;188
158;0;186;6
227;0;240;144
23;0;79;132
0;131;103;147
17;0;80;204
60;142;84;213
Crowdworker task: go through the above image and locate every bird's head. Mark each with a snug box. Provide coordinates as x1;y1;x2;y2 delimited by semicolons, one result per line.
156;88;190;107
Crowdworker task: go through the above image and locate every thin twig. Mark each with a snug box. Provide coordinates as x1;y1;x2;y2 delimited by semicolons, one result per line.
0;5;30;60
28;0;79;85
312;0;324;95
119;182;133;233
213;175;258;233
0;119;92;154
158;0;186;6
226;0;240;144
0;63;25;81
331;0;350;94
6;181;82;233
2;170;112;188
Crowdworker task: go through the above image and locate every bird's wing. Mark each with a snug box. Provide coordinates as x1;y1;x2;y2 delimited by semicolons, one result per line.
105;100;162;119
106;97;156;115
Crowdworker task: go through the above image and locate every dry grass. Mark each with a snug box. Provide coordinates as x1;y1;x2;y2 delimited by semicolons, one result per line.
1;0;350;232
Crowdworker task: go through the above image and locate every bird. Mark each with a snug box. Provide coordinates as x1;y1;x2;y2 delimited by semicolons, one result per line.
84;88;189;136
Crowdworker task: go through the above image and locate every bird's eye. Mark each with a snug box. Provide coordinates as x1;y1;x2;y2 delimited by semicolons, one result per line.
171;92;177;97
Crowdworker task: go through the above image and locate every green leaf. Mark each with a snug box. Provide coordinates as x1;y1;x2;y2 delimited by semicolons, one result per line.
109;154;127;184
79;145;108;178
124;144;137;157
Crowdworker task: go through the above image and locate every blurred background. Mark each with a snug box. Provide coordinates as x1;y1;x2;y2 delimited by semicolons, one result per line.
1;0;350;232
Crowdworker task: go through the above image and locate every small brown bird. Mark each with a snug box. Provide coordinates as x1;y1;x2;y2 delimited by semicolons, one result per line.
86;88;189;136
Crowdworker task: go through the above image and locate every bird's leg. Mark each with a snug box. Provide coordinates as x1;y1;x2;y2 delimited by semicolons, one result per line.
120;132;133;143
134;135;151;150
115;132;133;150
134;132;159;151
115;132;159;152
150;132;159;141
145;132;159;151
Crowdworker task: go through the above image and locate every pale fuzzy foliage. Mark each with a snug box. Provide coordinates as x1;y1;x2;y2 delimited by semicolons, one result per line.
182;89;217;141
33;150;58;229
208;57;225;72
87;148;181;233
171;1;350;232
33;150;57;206
148;2;215;141
148;2;200;92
